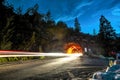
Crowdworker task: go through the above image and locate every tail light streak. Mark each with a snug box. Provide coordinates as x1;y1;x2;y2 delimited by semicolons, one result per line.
0;51;83;57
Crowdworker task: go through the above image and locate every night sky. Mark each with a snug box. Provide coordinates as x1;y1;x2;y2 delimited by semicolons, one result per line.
5;0;120;34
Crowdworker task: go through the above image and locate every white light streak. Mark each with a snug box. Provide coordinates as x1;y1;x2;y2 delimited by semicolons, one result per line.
0;51;83;57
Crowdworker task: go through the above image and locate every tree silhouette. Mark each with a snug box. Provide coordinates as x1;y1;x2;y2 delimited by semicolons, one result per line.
98;15;117;56
0;0;14;30
99;15;116;40
0;16;14;50
93;28;96;36
45;10;51;22
74;17;81;32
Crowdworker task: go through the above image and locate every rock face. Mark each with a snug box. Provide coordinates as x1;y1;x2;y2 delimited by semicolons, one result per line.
44;32;104;56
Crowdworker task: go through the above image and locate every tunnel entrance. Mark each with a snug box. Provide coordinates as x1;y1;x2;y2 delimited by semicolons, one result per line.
64;42;83;54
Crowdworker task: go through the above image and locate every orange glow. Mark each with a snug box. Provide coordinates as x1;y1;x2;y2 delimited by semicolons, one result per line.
64;42;83;55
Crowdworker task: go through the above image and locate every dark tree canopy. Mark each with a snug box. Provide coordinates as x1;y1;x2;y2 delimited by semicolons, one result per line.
74;17;81;32
99;15;116;40
0;0;119;57
98;15;117;56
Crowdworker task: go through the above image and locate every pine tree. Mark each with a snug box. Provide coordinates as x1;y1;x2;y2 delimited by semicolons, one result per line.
98;15;117;56
99;15;116;40
16;7;22;15
93;28;96;36
74;17;81;32
46;10;51;22
0;16;14;50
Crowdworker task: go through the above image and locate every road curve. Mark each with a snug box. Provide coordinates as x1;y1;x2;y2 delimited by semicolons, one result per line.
0;55;108;80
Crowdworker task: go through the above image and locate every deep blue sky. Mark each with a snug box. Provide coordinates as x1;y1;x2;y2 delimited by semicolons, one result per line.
5;0;120;34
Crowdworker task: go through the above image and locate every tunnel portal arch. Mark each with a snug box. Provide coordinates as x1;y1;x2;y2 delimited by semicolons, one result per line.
64;42;83;54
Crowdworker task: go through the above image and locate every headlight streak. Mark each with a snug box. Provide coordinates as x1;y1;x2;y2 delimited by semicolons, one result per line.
0;51;83;57
0;51;82;65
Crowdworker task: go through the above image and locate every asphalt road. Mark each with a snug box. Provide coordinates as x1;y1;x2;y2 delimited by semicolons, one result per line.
0;55;109;80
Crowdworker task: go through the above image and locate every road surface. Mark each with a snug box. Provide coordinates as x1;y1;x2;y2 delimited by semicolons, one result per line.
0;55;108;80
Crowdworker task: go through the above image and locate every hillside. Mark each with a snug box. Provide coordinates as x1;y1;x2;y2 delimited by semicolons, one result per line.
0;0;120;57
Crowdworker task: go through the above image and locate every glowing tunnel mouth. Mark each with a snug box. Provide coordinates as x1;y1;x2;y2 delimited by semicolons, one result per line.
64;42;83;55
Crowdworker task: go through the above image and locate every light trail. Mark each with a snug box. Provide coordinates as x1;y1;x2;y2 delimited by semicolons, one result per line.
0;51;83;57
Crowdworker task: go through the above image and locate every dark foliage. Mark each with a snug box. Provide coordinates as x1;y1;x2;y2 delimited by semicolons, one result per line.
0;0;119;58
74;17;81;33
98;15;117;57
